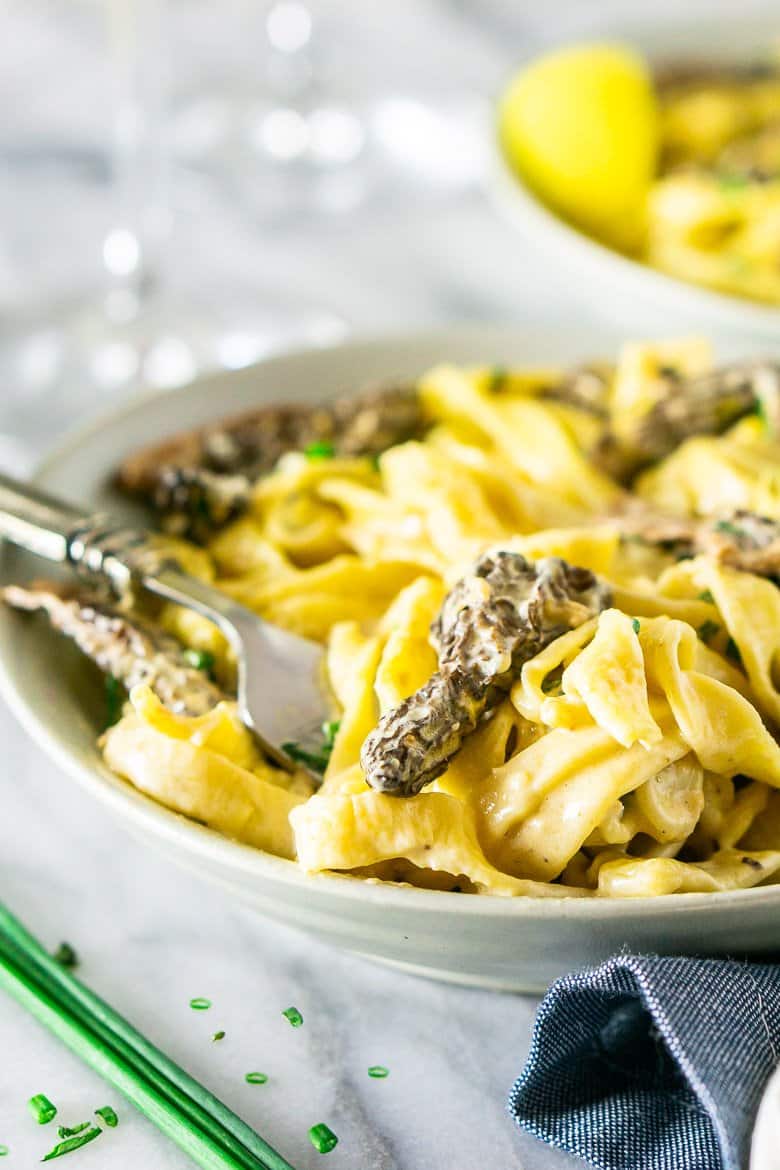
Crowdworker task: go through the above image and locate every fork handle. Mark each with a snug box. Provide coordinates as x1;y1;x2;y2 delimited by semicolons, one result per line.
0;472;101;564
0;472;248;631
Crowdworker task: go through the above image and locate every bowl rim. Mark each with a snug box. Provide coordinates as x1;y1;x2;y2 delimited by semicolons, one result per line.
3;325;780;921
490;146;780;335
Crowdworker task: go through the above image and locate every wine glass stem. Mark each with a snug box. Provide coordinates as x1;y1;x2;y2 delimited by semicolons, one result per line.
104;0;168;316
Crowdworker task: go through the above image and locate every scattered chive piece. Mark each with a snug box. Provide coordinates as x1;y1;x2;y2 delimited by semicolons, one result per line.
541;665;563;695
0;1146;7;1156
282;1006;303;1028
726;636;743;666
52;943;78;970
42;1126;101;1161
281;742;330;772
631;618;641;634
322;720;340;746
369;453;382;471
245;1072;269;1085
28;1094;57;1125
94;1106;118;1128
487;366;508;393
183;648;216;676
189;997;211;1011
304;440;335;461
698;620;721;643
57;1122;90;1139
103;675;123;729
211;1031;225;1043
715;519;744;537
718;173;749;191
282;721;340;775
308;1123;338;1154
697;590;715;604
368;1066;389;1079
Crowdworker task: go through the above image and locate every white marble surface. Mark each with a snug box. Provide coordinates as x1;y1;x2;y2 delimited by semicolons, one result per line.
0;0;771;1166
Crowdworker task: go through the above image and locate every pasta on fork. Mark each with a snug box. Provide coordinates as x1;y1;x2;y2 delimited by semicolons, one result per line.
9;337;780;899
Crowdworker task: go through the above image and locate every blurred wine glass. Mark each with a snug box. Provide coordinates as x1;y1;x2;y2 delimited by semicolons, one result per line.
0;0;346;452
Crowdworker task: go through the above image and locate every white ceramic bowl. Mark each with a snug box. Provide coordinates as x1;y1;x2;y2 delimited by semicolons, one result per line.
4;324;780;994
489;8;780;343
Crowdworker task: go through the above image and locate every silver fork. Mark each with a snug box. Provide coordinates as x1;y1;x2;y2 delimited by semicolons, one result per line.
0;472;330;774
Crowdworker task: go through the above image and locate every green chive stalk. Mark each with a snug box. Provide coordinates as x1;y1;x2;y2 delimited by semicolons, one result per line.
0;902;295;1170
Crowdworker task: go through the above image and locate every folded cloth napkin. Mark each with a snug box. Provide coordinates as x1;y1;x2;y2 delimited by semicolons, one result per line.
509;954;780;1170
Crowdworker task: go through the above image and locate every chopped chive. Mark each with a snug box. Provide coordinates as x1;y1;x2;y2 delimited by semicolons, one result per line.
698;620;721;643
541;664;563;695
103;675;124;729
52;943;78;970
245;1072;268;1085
715;519;744;537
322;720;340;749
211;1031;225;1043
718;173;749;191
697;590;715;604
368;1065;389;1078
94;1106;118;1128
28;1094;57;1125
487;366;508;393
183;649;216;676
309;1123;338;1154
632;618;641;634
369;453;382;471
726;636;743;666
304;440;335;461
282;1006;303;1028
0;1146;7;1156
42;1126;101;1161
57;1122;90;1139
281;742;329;772
189;997;211;1011
282;717;340;774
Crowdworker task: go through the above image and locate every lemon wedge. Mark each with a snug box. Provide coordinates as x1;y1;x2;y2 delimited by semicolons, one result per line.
498;43;659;252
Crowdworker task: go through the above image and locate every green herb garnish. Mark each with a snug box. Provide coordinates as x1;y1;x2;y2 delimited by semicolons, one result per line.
28;1094;57;1125
57;1122;90;1139
52;943;78;970
309;1123;338;1154
103;675;124;729
718;173;749;191
697;590;715;604
281;743;330;771
183;648;216;677
541;665;564;695
94;1106;118;1128
715;519;744;538
245;1072;268;1085
632;618;641;634
368;1065;390;1078
211;1031;225;1043
282;1006;303;1028
0;1146;8;1156
304;440;335;461
189;998;211;1011
322;720;340;749
487;366;508;393
282;720;340;774
698;620;721;643
726;636;743;666
42;1126;101;1161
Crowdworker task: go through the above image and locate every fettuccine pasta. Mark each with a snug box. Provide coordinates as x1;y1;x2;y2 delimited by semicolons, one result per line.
12;338;780;900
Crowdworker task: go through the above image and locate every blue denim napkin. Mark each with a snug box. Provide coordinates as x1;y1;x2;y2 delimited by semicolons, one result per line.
509;954;780;1170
